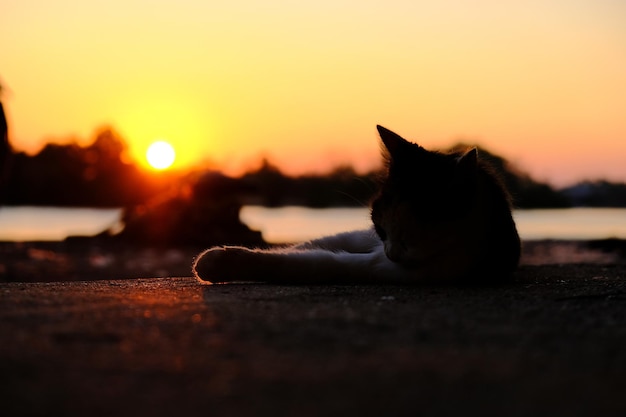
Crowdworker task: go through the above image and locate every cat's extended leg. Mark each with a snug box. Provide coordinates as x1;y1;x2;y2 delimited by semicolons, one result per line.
293;228;380;253
193;245;414;284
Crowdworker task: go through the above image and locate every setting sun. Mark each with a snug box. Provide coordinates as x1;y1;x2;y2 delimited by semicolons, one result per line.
146;141;176;170
3;1;626;185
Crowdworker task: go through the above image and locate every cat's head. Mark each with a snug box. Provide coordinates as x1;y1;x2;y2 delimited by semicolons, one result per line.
371;125;479;266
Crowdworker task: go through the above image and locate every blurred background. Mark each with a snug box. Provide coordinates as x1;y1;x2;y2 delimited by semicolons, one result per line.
1;0;625;281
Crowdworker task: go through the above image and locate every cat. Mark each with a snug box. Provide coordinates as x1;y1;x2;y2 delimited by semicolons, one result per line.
193;125;521;285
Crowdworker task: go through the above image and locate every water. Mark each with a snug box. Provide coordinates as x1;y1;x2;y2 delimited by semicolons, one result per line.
513;208;626;241
241;206;626;243
240;206;372;243
0;206;625;243
0;206;122;241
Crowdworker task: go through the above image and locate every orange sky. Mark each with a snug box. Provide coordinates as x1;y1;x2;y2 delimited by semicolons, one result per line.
1;0;625;186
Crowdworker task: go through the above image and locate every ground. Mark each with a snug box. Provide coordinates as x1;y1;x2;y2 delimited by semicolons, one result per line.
2;241;626;416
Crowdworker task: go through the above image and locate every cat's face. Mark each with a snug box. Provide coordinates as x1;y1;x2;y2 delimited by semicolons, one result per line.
371;126;478;266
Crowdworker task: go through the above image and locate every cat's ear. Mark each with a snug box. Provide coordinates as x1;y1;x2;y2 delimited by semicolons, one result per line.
377;125;412;156
457;147;478;172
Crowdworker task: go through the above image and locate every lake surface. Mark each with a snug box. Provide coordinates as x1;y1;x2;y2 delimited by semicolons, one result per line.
0;206;123;241
241;206;626;243
0;206;625;243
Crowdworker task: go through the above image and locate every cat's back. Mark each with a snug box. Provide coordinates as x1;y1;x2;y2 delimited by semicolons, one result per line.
473;161;521;279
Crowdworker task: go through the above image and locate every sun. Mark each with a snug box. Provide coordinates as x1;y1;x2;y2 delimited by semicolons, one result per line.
146;140;176;170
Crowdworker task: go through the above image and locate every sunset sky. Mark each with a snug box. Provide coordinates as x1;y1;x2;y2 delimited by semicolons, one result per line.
1;0;625;186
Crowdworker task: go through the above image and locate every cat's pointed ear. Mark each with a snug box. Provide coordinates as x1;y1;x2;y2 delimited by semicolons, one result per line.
377;125;411;156
457;147;478;172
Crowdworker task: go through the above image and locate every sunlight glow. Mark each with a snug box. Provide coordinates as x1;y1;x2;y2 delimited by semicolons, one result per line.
2;1;626;185
146;141;176;170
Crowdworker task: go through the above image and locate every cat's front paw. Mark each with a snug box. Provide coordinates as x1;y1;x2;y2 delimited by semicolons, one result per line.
193;246;256;283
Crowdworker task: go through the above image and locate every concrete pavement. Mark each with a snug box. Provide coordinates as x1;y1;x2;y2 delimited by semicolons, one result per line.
2;265;626;416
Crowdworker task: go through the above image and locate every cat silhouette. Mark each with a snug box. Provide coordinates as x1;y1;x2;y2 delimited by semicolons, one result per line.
194;125;520;284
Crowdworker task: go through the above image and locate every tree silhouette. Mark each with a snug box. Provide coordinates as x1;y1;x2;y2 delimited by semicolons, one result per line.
0;82;12;204
5;127;158;206
450;143;570;208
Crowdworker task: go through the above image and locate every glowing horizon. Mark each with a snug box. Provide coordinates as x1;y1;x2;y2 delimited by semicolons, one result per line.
1;0;625;186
